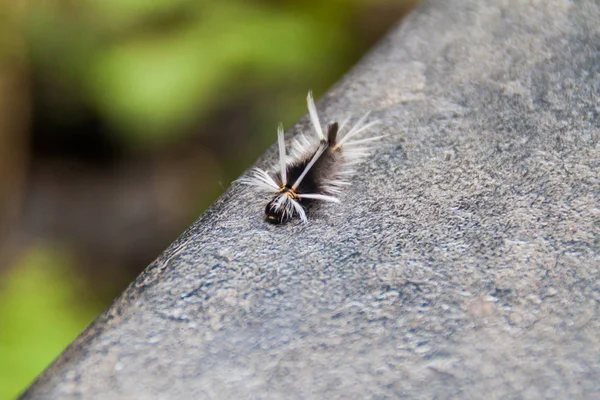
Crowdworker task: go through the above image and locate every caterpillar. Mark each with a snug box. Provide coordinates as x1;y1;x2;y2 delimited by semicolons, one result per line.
240;91;382;224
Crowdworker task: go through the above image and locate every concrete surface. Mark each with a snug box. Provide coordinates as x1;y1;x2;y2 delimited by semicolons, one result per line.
21;0;600;398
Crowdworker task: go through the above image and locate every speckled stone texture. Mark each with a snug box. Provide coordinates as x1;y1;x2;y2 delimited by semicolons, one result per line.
21;0;600;398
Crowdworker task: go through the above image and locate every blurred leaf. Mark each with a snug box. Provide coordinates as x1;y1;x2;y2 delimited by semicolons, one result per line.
86;2;350;147
0;247;102;399
85;0;200;31
16;0;382;149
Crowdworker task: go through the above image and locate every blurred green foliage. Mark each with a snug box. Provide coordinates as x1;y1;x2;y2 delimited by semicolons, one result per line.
21;0;366;147
0;247;103;399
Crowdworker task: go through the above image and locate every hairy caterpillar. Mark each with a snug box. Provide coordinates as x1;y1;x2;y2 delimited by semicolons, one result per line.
240;92;382;224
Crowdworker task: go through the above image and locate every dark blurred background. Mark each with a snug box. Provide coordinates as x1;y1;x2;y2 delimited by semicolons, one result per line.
0;0;418;397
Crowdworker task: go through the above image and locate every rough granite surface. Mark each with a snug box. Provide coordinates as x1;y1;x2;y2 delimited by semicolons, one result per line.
21;0;600;398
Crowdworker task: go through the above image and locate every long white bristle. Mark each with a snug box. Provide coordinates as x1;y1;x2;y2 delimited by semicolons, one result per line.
299;193;340;203
291;144;326;189
277;123;287;185
307;91;324;140
336;114;379;148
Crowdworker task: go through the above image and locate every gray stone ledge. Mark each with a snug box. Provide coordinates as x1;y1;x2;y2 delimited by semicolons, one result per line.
21;0;600;398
